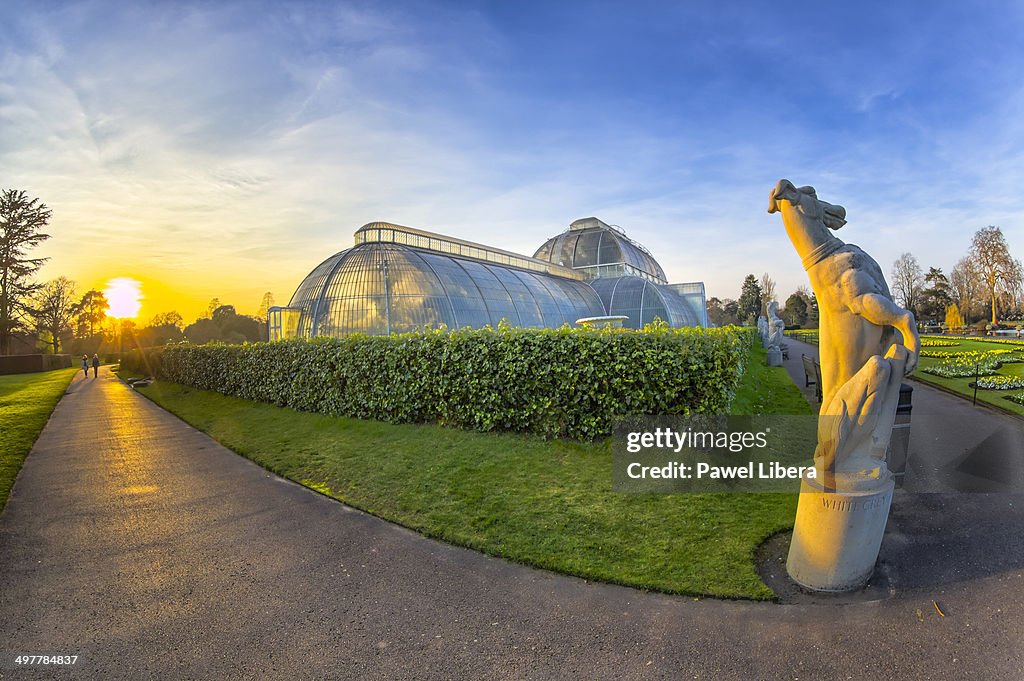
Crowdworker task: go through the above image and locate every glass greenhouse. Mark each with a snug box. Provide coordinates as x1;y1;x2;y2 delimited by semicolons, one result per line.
270;218;707;340
532;217;667;283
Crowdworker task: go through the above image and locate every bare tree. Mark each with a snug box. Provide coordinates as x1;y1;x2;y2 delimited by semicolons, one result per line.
758;273;776;315
32;277;77;354
891;252;923;316
970;226;1019;323
0;189;52;354
1000;257;1024;317
950;256;981;323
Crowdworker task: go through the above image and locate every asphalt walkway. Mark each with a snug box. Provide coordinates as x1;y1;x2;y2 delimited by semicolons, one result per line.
1;365;1022;679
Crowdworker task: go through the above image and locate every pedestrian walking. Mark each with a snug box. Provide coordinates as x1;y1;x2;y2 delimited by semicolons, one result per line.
91;353;100;378
82;354;89;378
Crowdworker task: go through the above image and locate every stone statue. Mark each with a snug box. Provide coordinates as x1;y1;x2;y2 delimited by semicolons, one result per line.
768;178;920;591
757;315;770;346
765;301;784;351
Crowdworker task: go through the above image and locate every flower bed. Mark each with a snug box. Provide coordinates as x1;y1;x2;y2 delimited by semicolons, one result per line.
939;335;1024;347
920;338;960;347
975;375;1024;390
922;353;1005;378
920;348;1018;359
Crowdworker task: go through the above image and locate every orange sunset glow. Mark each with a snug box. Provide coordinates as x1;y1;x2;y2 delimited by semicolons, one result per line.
103;277;144;319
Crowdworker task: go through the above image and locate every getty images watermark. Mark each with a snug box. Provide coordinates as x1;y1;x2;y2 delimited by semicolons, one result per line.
614;414;1024;493
613;416;819;493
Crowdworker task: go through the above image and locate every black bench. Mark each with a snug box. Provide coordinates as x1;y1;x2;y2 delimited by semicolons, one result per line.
801;354;823;402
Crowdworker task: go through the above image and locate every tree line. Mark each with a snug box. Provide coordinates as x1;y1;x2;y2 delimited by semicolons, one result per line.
707;225;1022;332
891;226;1022;329
706;273;818;329
0;188;273;356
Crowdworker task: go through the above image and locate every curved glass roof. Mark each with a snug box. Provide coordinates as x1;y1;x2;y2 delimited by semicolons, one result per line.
288;242;606;336
588;277;701;329
533;217;667;284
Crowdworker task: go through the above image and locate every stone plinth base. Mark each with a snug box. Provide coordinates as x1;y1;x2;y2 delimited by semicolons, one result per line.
786;473;894;592
766;348;783;366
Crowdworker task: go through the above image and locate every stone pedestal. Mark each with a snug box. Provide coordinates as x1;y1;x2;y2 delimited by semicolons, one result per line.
786;473;894;592
766;347;783;366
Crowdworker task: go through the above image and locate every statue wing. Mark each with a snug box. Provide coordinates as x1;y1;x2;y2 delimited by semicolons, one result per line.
816;356;892;470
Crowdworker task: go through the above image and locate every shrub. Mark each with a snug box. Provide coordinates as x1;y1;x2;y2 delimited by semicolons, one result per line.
124;325;755;440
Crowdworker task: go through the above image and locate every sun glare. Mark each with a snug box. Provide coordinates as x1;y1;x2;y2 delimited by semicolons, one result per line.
104;277;144;319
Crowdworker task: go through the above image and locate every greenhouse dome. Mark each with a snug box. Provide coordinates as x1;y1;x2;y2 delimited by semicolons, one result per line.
532;217;667;283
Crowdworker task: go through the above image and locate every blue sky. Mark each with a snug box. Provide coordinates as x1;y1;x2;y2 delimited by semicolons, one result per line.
3;0;1024;320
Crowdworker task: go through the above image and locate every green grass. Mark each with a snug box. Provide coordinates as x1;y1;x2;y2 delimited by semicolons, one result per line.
0;368;78;511
732;344;815;417
132;342;810;600
914;336;1024;416
784;329;819;346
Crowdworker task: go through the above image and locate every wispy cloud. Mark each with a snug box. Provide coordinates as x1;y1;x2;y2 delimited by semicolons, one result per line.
2;0;1024;318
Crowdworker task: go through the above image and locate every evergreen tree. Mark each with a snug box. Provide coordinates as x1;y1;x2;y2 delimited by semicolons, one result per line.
737;275;762;326
919;267;953;322
782;292;808;327
0;190;52;354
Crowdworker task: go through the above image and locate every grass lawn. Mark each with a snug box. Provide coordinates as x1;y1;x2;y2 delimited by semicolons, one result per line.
914;335;1024;417
784;329;819;346
132;342;811;600
0;368;78;511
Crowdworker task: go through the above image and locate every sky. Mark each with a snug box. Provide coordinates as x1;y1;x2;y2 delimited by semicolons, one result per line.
3;0;1024;323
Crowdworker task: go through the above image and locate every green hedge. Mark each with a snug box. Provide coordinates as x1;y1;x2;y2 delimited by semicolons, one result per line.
122;324;754;440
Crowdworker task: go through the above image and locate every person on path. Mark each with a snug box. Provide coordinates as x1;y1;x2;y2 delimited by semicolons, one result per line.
91;354;100;378
81;355;89;378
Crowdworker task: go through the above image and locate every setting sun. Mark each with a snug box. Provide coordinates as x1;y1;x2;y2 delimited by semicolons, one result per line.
103;277;144;319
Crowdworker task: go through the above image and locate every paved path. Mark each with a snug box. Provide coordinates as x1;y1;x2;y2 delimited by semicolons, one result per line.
1;367;1023;679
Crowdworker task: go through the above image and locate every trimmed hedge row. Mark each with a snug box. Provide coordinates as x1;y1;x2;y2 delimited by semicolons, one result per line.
0;354;73;375
122;324;754;440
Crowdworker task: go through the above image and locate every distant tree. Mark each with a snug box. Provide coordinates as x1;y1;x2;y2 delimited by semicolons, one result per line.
73;289;109;337
891;252;923;316
918;267;953;322
792;285;818;328
256;292;275;320
211;304;237;321
150;311;184;330
999;258;1023;319
970;226;1020;323
182;317;217;344
723;299;740;326
706;297;724;326
136;311;185;347
205;297;221;319
758;273;776;315
737;275;762;326
706;297;740;327
782;292;809;327
950;256;981;323
31;277;77;354
184;304;261;344
945;304;964;331
0;189;52;355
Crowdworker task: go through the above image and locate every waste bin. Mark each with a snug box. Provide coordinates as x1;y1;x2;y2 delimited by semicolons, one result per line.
886;383;913;487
